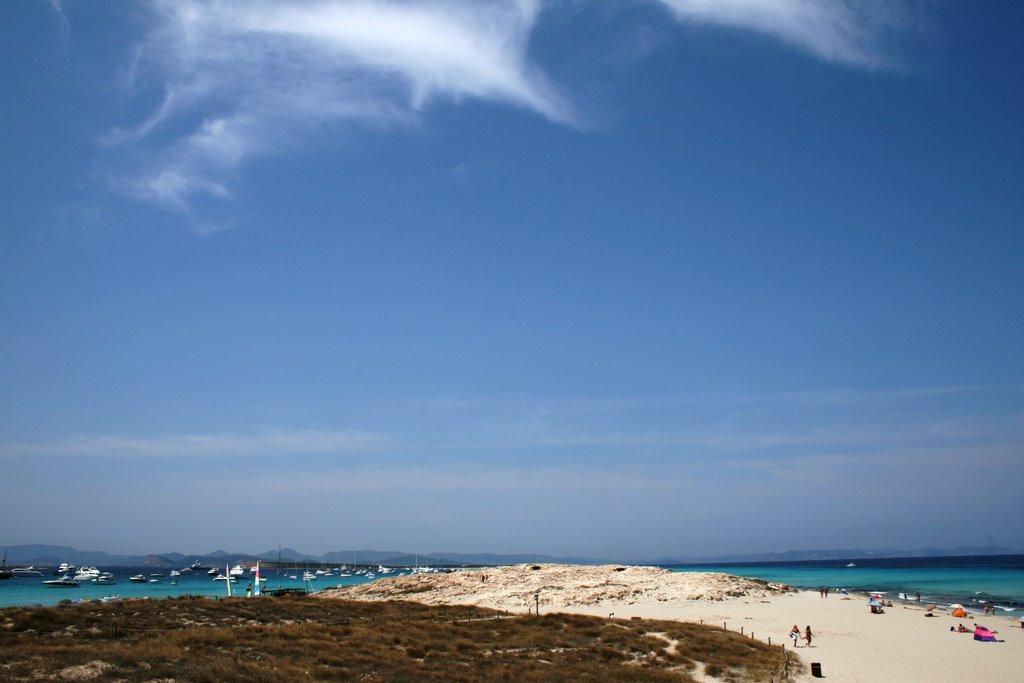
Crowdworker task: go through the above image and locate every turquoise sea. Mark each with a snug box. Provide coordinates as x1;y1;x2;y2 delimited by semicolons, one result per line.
668;554;1024;616
3;555;1022;615
0;566;382;608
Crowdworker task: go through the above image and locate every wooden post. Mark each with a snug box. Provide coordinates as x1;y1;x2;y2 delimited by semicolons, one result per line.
535;593;540;615
740;627;744;635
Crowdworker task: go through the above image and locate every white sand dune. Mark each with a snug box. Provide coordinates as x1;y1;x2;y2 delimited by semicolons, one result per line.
318;564;1024;682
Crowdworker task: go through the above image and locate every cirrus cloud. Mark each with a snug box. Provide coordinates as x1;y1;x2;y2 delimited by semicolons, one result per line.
105;0;572;222
651;0;911;68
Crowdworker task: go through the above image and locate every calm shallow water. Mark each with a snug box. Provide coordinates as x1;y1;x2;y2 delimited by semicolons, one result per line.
5;556;1022;616
665;554;1024;616
0;566;382;607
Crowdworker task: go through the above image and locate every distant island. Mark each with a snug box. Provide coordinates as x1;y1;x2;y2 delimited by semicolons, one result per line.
2;543;1018;568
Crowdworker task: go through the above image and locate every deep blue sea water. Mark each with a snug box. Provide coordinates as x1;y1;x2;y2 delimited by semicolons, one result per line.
665;554;1024;616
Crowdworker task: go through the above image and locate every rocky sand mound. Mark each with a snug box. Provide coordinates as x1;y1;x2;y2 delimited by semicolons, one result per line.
316;564;791;612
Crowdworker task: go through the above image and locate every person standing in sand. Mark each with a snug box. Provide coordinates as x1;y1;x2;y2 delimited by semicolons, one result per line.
805;625;813;647
790;625;801;647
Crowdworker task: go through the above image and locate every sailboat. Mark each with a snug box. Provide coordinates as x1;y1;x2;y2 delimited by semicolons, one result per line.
0;549;12;580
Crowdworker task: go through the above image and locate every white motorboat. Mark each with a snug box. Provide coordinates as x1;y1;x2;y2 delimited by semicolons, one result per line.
74;567;101;581
207;568;219;575
229;564;246;576
212;574;238;582
846;562;856;568
170;570;181;577
302;572;317;581
129;574;148;583
43;575;80;587
12;567;44;577
93;572;115;585
56;562;77;574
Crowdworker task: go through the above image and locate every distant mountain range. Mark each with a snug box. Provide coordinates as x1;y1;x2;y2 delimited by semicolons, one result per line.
1;543;1018;568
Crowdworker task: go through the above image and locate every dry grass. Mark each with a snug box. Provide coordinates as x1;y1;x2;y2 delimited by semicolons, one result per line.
0;596;800;681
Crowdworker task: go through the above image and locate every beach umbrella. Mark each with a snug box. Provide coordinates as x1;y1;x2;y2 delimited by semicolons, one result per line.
949;603;963;609
871;594;883;599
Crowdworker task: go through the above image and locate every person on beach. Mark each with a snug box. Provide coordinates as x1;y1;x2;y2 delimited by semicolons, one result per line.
246;583;252;597
790;625;801;647
805;626;813;647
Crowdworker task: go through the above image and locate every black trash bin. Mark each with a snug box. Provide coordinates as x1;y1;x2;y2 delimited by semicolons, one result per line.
811;662;823;677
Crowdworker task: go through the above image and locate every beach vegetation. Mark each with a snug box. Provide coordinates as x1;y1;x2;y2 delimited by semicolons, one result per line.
0;596;798;681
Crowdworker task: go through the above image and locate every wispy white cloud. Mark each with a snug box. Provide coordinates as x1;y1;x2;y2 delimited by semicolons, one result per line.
380;386;1022;457
45;0;71;41
0;428;379;459
106;0;571;219
651;0;910;68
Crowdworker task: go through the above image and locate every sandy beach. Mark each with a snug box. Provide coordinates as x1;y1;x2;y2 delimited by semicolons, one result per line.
319;564;1024;682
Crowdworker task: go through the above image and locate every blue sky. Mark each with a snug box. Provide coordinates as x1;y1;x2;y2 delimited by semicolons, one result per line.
1;0;1022;559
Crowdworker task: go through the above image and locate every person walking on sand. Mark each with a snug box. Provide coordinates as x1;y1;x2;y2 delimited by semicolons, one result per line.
790;625;801;647
805;625;813;647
